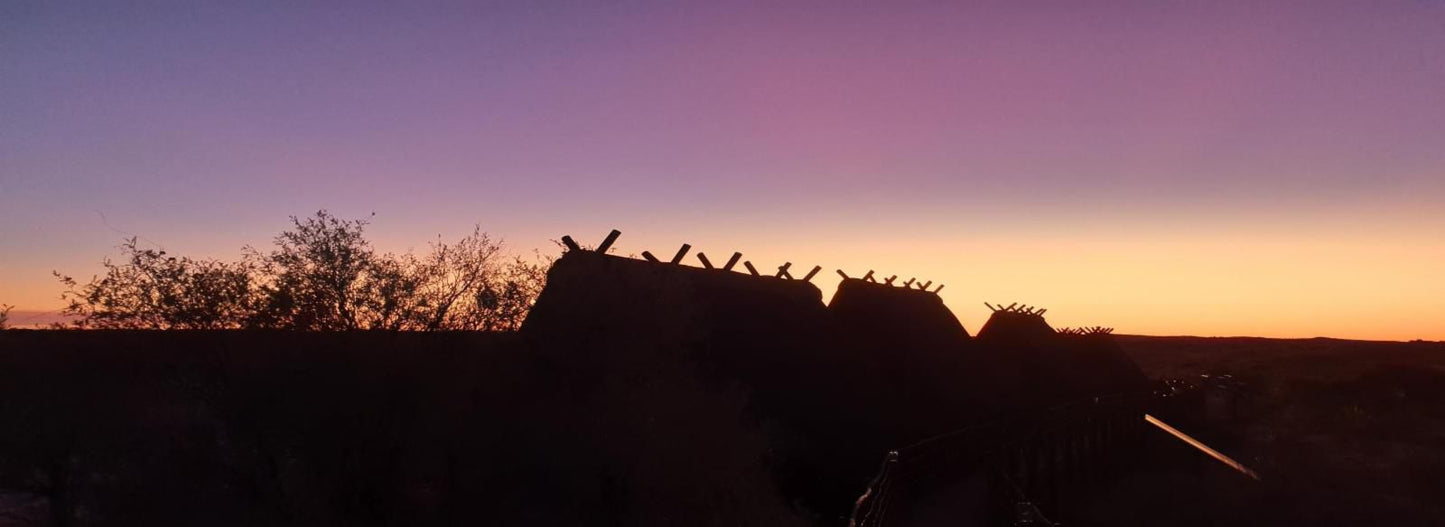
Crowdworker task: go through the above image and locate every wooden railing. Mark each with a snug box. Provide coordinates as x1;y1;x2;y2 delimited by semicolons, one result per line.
849;393;1150;527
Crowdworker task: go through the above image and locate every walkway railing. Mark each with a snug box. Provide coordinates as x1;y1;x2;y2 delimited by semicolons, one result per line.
849;393;1150;527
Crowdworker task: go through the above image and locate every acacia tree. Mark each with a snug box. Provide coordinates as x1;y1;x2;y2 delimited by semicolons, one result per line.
358;251;429;331
472;253;549;331
404;229;550;331
247;213;548;331
410;228;505;330
247;211;384;330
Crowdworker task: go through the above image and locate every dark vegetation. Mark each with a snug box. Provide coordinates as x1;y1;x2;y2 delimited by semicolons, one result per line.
50;211;546;331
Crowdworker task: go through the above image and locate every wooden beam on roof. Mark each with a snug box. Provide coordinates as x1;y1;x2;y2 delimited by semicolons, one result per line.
641;251;659;263
776;262;792;279
723;252;742;271
596;229;621;253
743;261;760;276
696;252;714;269
801;265;822;282
561;236;581;252
670;244;691;264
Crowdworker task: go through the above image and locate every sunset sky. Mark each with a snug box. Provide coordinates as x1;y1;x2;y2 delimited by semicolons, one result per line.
2;2;1442;339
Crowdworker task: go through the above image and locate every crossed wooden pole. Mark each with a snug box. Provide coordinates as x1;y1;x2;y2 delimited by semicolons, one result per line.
560;232;1114;337
562;230;948;294
561;229;824;283
836;269;944;295
983;302;1047;316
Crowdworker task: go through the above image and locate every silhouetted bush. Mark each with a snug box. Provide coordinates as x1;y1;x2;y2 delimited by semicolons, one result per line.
53;238;258;329
53;211;548;331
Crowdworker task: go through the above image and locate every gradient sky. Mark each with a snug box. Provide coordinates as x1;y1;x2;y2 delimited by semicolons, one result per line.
3;1;1443;339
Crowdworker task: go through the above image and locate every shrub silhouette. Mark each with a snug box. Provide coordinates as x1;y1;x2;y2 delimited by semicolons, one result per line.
53;211;547;331
53;238;258;329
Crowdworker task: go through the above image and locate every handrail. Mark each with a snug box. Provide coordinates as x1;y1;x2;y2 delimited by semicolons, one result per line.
849;391;1151;527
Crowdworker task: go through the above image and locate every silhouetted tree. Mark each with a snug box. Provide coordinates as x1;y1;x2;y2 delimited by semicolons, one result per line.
472;253;549;331
53;211;549;330
55;239;258;329
0;304;11;330
248;211;384;330
359;251;428;331
405;229;550;331
409;227;501;330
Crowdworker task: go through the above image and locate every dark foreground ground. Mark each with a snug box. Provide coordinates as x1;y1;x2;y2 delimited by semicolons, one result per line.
1;331;1442;525
0;330;808;527
1095;335;1445;526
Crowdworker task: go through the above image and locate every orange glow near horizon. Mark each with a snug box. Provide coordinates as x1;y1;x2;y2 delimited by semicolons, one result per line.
7;205;1444;341
538;205;1445;343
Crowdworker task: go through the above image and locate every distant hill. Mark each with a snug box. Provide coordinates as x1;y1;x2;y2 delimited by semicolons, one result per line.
1115;334;1445;381
0;310;74;329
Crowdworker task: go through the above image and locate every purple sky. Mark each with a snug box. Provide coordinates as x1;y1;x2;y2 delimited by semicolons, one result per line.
3;2;1443;338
